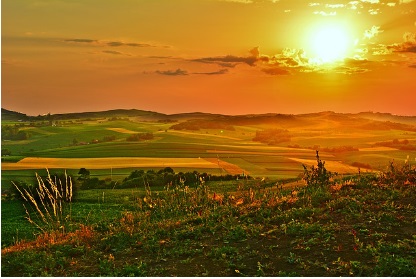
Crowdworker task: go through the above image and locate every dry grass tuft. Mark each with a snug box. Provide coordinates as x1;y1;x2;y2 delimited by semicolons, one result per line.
13;169;73;233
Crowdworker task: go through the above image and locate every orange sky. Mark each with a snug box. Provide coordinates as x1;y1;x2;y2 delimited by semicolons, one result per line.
2;0;416;116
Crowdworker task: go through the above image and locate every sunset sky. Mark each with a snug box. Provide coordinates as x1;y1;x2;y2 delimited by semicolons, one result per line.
2;0;416;116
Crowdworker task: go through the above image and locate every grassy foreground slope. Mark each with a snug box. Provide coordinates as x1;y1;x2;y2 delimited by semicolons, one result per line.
1;159;415;276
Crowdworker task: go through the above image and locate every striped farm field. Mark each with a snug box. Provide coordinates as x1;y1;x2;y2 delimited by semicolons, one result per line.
1;157;225;171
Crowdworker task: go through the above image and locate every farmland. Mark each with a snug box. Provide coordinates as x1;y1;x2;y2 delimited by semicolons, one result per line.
2;110;416;182
1;108;416;276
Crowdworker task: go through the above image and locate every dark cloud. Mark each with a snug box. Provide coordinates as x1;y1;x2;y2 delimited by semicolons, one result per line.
107;41;154;47
334;66;370;75
409;64;416;68
147;55;175;59
156;68;188;76
192;55;258;66
261;67;290;75
388;32;416;52
64;38;159;48
343;58;371;66
65;38;98;43
193;69;229;75
102;50;130;56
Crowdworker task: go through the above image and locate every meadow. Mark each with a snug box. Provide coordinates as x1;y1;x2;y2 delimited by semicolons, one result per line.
1;110;416;276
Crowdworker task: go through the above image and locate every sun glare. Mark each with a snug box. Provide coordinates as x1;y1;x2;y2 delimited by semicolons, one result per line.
308;24;353;64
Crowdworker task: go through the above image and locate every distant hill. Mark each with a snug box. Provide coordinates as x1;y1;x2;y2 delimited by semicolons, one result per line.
354;112;416;125
2;108;416;132
1;108;30;121
51;109;169;121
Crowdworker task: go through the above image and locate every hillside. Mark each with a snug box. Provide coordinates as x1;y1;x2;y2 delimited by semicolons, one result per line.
2;162;415;276
2;108;416;129
1;108;30;121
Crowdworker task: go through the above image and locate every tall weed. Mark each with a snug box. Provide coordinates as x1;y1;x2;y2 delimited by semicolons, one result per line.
13;170;73;233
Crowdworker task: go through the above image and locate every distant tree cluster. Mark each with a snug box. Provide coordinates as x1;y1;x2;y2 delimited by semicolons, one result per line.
102;135;117;142
170;120;235;131
71;135;117;146
77;167;250;190
253;129;291;145
1;148;12;156
126;132;154;141
108;117;129;121
1;125;31;141
375;139;416;151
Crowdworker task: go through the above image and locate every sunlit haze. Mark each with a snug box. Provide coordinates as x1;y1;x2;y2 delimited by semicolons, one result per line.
2;0;416;116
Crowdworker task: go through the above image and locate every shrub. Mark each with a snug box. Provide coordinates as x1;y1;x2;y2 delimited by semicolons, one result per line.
302;151;334;188
126;133;154;141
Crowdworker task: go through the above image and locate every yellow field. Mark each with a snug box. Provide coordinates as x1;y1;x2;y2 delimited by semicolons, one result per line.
1;157;225;171
106;128;137;134
204;158;247;175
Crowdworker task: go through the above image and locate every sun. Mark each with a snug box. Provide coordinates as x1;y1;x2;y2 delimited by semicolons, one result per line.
308;24;353;63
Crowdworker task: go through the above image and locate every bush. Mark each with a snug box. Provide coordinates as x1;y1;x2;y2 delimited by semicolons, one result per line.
302;151;334;188
126;133;154;141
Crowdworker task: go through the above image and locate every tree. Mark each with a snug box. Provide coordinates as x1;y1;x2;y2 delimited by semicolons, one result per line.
78;168;90;180
1;148;12;156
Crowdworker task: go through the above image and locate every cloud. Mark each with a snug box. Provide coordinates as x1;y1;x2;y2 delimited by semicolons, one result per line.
361;0;379;3
192;55;258;67
194;69;229;75
363;26;383;39
106;41;154;48
388;32;416;52
65;38;98;43
261;67;290;75
343;58;372;67
409;64;416;68
371;44;391;55
64;38;160;48
334;66;370;74
156;69;188;76
219;0;280;3
102;50;131;56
